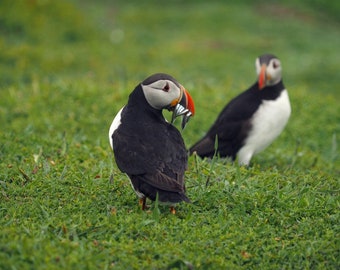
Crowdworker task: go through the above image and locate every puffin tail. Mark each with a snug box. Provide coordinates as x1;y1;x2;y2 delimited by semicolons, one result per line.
158;191;191;204
189;136;216;158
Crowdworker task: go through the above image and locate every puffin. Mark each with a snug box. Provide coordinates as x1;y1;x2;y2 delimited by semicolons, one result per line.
109;73;195;213
189;54;291;165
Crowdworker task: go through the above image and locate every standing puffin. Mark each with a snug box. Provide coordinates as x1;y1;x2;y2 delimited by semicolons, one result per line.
109;73;195;213
190;54;291;165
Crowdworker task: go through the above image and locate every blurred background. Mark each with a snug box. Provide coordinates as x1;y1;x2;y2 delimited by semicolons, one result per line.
1;0;339;87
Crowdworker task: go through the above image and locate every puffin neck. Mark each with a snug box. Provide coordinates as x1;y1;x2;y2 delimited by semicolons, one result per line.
128;85;164;118
259;80;285;100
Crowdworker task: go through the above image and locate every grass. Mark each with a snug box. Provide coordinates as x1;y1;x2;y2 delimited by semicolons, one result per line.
0;0;339;269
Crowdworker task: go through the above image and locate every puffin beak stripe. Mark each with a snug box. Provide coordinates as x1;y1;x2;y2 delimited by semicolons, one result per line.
258;64;267;90
171;86;195;129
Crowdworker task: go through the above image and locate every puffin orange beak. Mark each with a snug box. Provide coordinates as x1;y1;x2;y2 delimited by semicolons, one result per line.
171;86;195;129
183;88;195;116
258;64;267;90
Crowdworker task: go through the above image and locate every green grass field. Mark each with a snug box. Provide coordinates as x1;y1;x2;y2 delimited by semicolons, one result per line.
0;0;339;269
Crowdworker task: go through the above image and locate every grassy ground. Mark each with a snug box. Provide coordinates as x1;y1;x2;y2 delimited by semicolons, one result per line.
0;0;339;269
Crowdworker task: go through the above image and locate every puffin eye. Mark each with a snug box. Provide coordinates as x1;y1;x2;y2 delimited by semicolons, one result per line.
273;61;279;69
163;82;170;92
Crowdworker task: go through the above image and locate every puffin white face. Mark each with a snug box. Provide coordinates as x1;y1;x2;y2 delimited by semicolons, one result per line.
142;79;182;110
139;73;195;129
256;56;282;89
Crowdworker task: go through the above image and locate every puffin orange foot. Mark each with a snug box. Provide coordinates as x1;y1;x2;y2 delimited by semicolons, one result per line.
139;198;149;210
170;206;176;215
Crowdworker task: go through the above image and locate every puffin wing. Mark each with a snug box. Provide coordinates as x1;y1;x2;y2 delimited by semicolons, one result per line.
190;118;249;158
190;86;259;156
112;131;159;175
112;121;188;185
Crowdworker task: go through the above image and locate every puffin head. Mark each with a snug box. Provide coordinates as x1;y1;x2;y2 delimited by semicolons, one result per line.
255;54;282;90
141;73;195;129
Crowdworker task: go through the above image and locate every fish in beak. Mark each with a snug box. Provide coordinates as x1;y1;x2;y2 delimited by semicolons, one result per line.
171;86;195;129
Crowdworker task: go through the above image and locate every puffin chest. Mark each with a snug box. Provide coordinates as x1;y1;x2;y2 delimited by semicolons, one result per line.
243;90;291;153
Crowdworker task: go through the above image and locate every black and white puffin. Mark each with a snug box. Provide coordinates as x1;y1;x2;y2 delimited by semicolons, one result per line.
190;54;291;165
109;73;195;213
